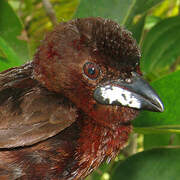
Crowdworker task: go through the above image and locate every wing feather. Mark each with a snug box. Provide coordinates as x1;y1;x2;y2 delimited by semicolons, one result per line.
0;62;77;148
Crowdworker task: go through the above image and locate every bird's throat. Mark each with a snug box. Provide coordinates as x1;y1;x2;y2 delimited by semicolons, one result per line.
62;112;133;179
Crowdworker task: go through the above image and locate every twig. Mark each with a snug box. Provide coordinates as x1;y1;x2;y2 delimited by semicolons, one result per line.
170;56;180;72
169;134;175;145
42;0;58;26
121;133;138;157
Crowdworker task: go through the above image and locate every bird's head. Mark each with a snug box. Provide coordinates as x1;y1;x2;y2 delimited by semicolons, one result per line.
33;17;164;125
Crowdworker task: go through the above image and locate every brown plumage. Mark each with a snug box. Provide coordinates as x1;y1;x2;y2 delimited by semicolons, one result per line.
0;17;164;179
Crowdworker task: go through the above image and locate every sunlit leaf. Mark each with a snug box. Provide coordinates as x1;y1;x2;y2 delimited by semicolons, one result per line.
144;15;162;30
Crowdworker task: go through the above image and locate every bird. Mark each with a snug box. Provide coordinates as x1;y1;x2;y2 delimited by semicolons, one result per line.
0;17;164;179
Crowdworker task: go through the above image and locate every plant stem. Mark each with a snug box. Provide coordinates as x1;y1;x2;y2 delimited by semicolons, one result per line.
42;0;58;26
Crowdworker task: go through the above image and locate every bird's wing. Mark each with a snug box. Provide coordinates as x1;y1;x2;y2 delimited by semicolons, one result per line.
0;63;77;148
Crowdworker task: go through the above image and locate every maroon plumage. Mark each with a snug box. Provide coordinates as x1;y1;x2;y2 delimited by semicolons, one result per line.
0;17;163;179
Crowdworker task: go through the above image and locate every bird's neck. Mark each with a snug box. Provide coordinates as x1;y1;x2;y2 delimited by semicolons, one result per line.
64;113;132;179
55;104;138;179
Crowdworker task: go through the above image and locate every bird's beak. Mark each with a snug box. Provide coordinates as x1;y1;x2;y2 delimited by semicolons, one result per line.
93;72;164;112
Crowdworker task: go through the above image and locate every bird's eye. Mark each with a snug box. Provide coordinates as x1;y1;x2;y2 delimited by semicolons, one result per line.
83;62;100;80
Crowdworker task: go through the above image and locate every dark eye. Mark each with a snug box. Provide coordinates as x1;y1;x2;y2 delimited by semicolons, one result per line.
83;62;100;80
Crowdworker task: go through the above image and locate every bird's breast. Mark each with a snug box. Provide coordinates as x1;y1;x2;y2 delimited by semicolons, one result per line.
62;117;132;179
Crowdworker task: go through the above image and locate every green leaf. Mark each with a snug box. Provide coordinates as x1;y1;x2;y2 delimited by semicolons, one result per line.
133;70;180;133
0;0;29;65
0;37;22;69
144;134;180;150
112;148;180;180
124;0;163;28
145;15;162;30
0;56;9;71
74;0;134;24
129;14;146;43
141;16;180;78
74;0;163;26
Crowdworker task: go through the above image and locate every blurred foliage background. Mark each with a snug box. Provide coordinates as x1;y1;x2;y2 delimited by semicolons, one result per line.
0;0;180;179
